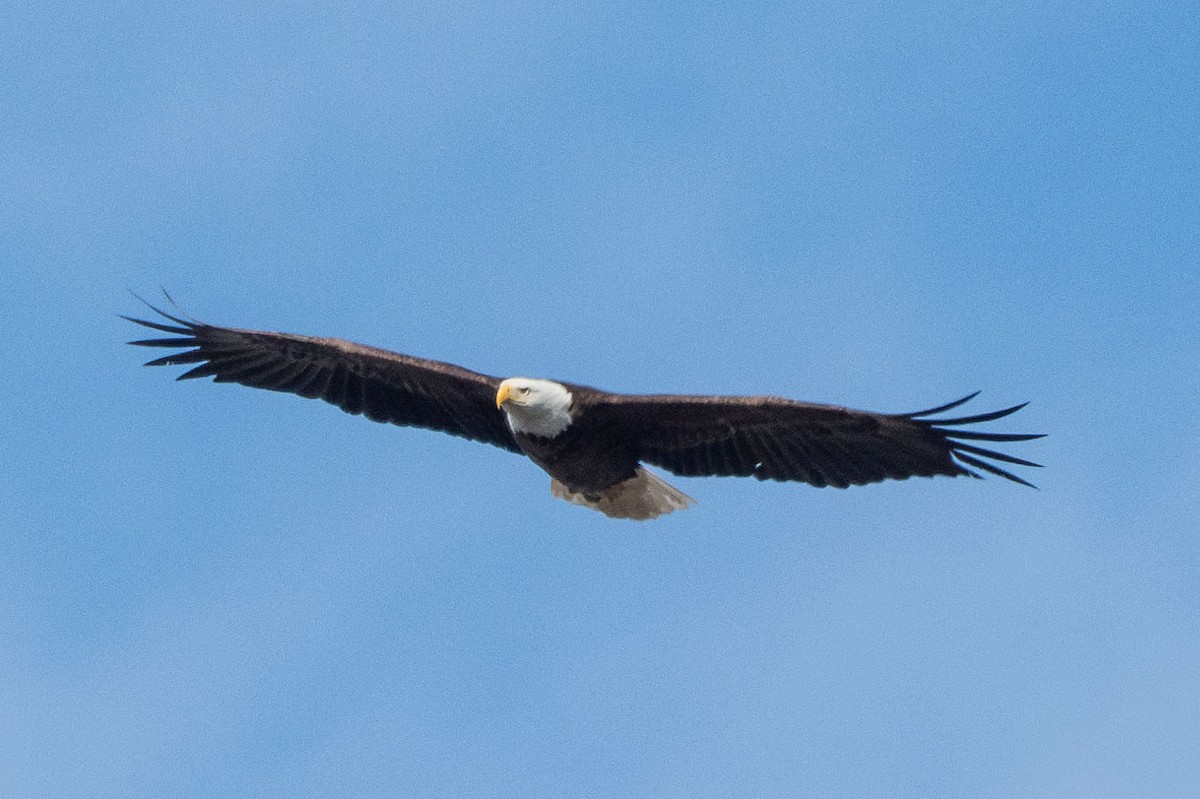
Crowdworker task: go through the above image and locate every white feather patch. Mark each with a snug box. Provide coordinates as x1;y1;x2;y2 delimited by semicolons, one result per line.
551;467;696;520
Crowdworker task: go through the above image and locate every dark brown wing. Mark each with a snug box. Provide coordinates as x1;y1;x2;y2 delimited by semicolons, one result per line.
124;298;520;453
579;390;1042;488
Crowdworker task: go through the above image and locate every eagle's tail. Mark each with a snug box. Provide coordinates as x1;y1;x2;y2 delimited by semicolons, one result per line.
550;467;696;520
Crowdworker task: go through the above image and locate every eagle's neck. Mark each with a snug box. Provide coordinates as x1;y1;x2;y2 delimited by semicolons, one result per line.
502;379;574;438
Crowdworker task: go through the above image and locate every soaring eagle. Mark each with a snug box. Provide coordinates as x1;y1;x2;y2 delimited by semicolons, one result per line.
125;299;1042;520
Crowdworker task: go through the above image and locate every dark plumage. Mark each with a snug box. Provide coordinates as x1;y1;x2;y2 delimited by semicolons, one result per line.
125;300;519;453
125;297;1043;519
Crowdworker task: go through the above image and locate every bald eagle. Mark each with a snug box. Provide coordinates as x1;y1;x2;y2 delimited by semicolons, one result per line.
125;299;1042;520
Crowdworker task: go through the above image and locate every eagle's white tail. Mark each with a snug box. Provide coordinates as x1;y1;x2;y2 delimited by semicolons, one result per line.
550;467;696;520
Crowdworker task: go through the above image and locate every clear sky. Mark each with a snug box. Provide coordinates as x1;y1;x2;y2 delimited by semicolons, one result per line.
3;2;1198;797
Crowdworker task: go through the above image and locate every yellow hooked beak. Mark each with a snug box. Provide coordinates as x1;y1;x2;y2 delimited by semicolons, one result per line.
496;382;511;409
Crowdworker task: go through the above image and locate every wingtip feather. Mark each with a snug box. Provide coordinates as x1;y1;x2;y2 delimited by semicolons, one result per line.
124;289;199;329
954;452;1040;489
904;391;981;418
904;392;1044;489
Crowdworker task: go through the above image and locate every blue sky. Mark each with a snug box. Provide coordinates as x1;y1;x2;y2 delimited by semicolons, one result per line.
3;1;1198;796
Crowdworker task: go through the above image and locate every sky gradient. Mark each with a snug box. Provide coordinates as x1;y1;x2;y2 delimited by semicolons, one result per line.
3;2;1199;797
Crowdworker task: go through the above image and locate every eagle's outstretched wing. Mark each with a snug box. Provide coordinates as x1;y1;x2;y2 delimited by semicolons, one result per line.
583;391;1042;488
125;298;521;453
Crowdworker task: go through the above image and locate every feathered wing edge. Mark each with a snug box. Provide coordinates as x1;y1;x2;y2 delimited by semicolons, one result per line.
122;292;522;453
588;387;1043;490
122;290;209;368
900;391;1045;488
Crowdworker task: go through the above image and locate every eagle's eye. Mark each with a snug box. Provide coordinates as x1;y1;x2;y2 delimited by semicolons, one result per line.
519;386;531;395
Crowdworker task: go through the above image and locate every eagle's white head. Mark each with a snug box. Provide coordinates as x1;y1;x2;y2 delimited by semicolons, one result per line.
496;377;574;438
